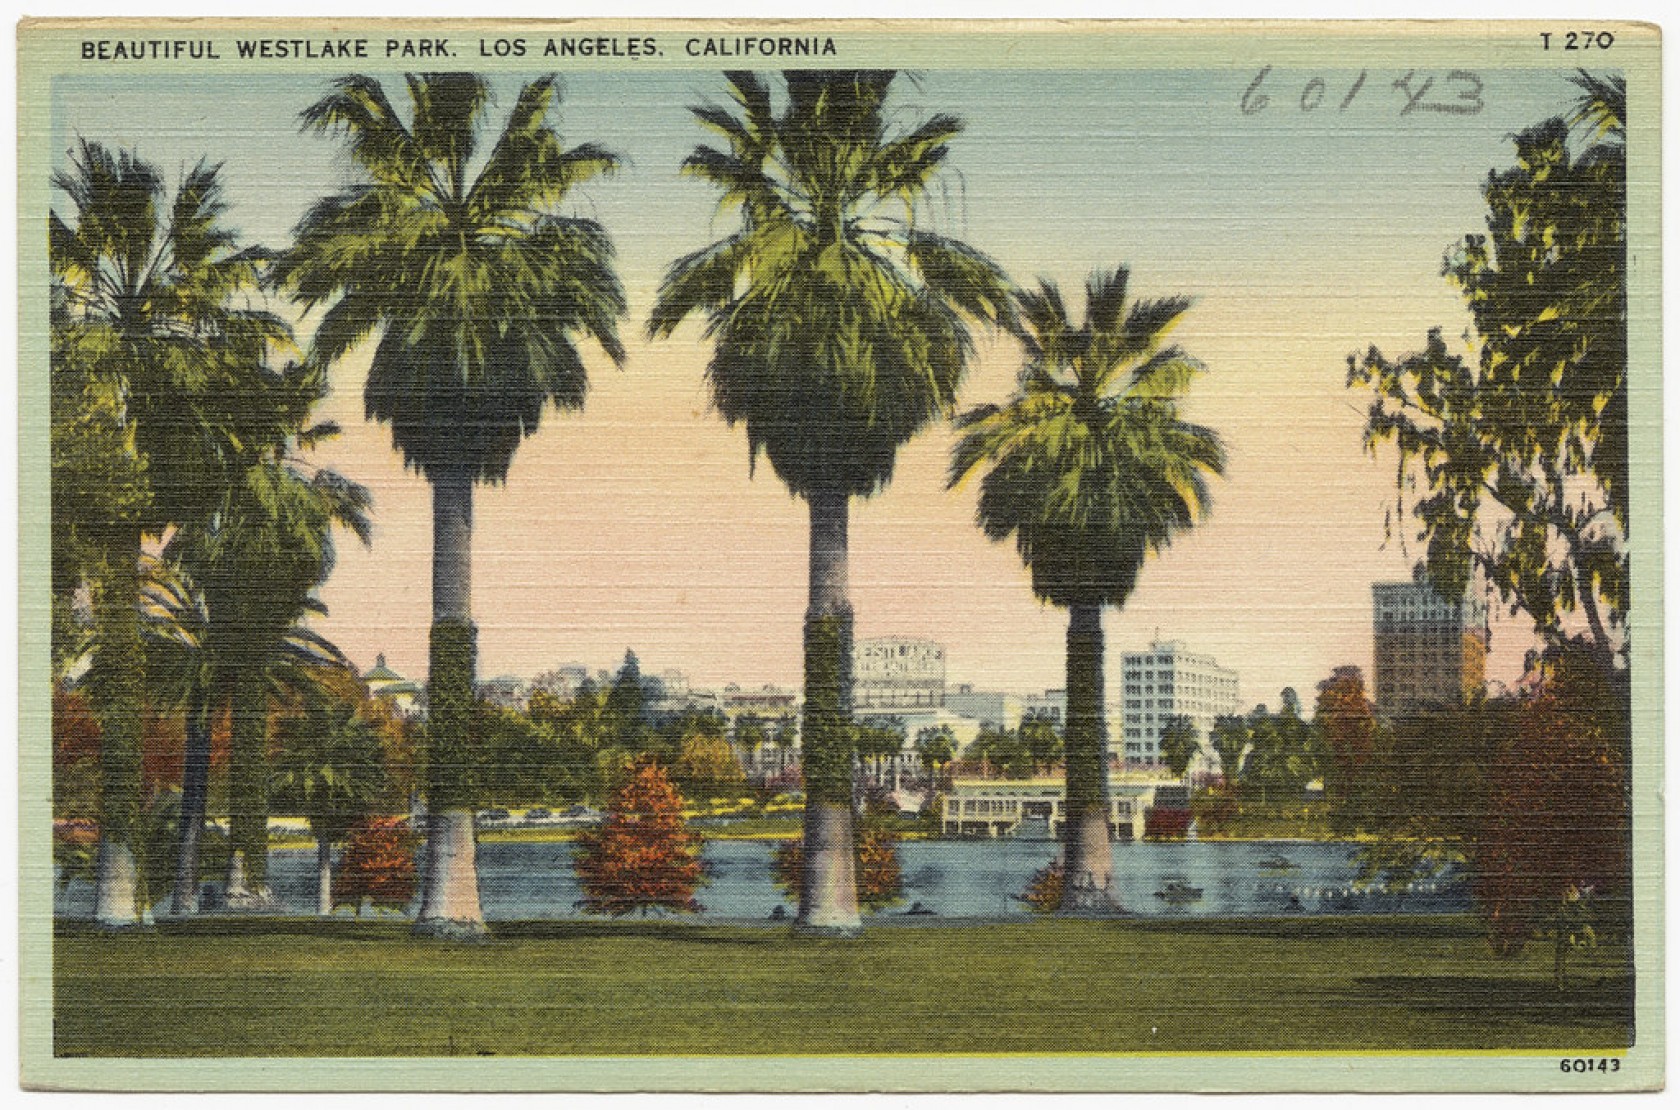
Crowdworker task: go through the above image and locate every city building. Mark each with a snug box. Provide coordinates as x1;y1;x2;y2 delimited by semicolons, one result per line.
1372;563;1490;716
1020;688;1068;726
362;653;423;718
528;664;592;700
1119;640;1239;773
721;683;800;718
942;684;1023;731
941;778;1163;841
854;637;946;708
477;674;528;709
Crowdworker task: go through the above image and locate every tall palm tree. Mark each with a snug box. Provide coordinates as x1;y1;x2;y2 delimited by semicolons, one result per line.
949;267;1225;913
51;141;283;926
276;73;626;938
171;371;372;911
650;71;1012;934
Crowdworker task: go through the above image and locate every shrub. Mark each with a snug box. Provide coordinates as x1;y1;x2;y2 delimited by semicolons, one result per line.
335;816;419;914
574;759;705;917
771;810;904;913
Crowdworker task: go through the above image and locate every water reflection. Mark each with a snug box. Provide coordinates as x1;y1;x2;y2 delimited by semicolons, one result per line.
55;838;1469;922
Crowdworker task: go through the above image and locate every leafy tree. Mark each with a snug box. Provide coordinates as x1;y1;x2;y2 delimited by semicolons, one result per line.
915;725;956;783
950;267;1225;913
270;670;387;914
1157;715;1201;779
51;141;283;926
1019;716;1064;774
279;73;627;938
733;714;768;762
673;726;747;799
335;816;420;916
969;726;1034;780
1349;700;1501;893
1242;689;1321;805
1348;72;1627;675
604;649;650;748
652;71;1011;935
1315;666;1379;830
1477;642;1628;984
166;365;371;911
1208;714;1249;791
574;759;705;917
856;720;907;783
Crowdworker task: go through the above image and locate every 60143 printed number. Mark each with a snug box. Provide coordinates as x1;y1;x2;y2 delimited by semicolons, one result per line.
1559;1057;1621;1074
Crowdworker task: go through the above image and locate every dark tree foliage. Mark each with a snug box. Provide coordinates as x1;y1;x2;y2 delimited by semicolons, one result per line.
1156;715;1201;778
1349;72;1627;674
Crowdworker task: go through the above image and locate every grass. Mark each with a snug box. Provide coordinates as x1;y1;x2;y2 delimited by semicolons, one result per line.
53;915;1632;1058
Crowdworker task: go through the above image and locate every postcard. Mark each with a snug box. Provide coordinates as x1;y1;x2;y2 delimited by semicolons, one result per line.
16;16;1662;1091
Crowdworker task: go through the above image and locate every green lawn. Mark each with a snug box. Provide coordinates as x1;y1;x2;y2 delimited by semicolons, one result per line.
53;915;1632;1058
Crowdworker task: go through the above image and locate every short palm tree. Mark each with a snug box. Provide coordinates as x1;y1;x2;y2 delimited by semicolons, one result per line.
650;71;1012;934
277;73;626;938
270;669;388;916
51;141;283;926
949;267;1225;913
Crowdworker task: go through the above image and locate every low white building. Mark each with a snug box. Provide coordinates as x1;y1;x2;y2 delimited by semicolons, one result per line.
941;777;1166;841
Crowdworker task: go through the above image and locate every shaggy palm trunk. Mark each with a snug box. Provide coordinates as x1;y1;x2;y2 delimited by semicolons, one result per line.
316;834;333;916
169;676;214;916
90;535;144;927
795;485;861;935
1060;602;1118;914
414;467;486;939
225;666;273;907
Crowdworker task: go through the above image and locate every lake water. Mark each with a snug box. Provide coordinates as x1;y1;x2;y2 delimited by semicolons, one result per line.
55;838;1470;922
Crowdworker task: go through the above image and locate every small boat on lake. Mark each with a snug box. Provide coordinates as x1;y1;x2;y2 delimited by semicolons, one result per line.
1258;853;1297;872
1153;878;1203;903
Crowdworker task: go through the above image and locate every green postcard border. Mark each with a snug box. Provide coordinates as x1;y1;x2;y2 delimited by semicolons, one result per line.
14;17;1664;1093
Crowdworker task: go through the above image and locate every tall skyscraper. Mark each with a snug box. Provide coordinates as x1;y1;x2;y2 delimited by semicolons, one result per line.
1372;564;1490;716
1119;641;1239;770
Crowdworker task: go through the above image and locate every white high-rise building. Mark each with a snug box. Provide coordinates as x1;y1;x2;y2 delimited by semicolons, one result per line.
1119;641;1239;772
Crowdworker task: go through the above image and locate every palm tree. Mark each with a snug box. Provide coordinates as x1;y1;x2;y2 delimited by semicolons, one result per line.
276;73;626;938
51;141;283;926
949;267;1225;913
197;363;371;909
651;71;1011;934
270;668;388;915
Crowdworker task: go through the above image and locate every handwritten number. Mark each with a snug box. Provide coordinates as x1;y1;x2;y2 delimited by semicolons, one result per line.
1437;70;1485;114
1392;70;1433;115
1241;66;1271;115
1339;70;1367;110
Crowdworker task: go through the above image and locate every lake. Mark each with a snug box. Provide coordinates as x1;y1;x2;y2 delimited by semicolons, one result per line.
55;837;1470;922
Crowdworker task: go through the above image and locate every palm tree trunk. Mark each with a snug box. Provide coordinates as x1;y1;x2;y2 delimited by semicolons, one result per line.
169;675;214;916
316;833;333;916
90;533;144;928
225;664;273;907
796;485;860;935
1060;602;1118;914
414;468;486;939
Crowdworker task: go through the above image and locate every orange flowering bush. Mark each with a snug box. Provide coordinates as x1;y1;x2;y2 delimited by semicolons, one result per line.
574;760;706;917
334;816;419;913
1020;858;1064;914
772;811;904;913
